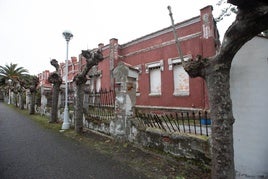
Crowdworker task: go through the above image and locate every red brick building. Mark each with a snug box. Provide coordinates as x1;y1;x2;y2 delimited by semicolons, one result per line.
39;5;219;110
85;6;218;110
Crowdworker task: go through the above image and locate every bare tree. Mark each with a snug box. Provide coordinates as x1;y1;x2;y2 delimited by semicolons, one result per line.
28;76;39;115
215;0;237;22
17;79;25;110
178;0;268;178
73;49;104;134
48;59;62;123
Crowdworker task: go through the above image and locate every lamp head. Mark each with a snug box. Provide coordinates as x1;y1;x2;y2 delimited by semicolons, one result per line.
62;31;73;42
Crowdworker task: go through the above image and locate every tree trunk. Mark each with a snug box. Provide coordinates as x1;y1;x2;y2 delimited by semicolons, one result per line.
28;76;39;115
205;67;235;179
73;49;104;134
49;83;60;123
75;83;85;133
48;60;63;123
29;91;36;114
15;93;18;107
18;92;24;110
180;2;268;178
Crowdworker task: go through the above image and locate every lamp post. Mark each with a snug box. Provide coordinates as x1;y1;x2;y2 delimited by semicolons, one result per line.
8;79;12;104
62;31;73;130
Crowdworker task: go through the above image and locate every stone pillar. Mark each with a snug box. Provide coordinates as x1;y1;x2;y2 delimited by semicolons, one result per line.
40;86;47;115
111;62;138;140
25;89;31;109
109;38;119;87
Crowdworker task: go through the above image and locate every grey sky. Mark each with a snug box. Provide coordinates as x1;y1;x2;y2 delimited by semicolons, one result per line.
0;0;234;75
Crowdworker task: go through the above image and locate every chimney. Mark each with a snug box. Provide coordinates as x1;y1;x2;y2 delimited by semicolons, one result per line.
98;43;104;50
200;5;219;57
71;57;77;63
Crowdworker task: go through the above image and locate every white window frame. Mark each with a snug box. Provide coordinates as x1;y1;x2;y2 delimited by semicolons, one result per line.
145;60;163;96
145;60;164;73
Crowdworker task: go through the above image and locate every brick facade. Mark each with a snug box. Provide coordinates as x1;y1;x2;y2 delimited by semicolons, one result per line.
38;6;218;110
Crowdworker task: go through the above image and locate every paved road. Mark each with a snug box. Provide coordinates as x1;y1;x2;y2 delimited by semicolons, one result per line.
0;103;146;179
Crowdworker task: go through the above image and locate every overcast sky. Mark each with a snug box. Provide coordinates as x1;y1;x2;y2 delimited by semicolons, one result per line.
0;0;235;75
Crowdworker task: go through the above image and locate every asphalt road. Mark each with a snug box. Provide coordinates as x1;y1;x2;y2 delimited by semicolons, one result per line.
0;102;146;179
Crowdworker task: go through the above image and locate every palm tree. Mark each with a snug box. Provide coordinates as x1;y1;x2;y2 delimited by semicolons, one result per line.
0;63;29;105
0;63;29;80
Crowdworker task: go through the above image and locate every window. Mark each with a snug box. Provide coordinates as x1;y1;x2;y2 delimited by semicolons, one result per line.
145;60;163;96
96;76;101;92
89;78;94;91
133;65;141;95
150;67;161;95
89;75;101;92
173;64;189;96
168;55;191;96
88;66;102;92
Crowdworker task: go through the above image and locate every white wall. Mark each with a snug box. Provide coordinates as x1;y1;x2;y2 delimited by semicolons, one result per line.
230;36;268;178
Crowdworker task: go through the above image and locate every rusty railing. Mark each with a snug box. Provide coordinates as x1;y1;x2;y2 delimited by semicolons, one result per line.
135;108;211;136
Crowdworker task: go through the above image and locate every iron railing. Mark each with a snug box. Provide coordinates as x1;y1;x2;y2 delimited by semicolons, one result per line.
135;108;211;136
84;88;115;123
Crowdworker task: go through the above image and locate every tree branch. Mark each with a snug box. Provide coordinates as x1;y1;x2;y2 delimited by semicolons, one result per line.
219;2;268;63
50;59;60;72
228;0;268;8
182;55;209;78
74;49;104;85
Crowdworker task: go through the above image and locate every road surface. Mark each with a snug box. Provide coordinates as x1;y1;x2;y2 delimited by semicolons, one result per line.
0;102;146;179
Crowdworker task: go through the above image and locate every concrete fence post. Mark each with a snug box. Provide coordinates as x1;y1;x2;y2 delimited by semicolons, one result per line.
111;62;138;140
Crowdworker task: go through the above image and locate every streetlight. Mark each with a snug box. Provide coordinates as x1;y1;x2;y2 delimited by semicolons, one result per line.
62;30;73;130
8;79;12;104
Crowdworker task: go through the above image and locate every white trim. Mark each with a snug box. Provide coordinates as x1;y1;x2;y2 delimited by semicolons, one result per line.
149;93;162;96
145;60;164;73
133;64;142;74
168;54;192;70
122;17;200;48
173;91;190;96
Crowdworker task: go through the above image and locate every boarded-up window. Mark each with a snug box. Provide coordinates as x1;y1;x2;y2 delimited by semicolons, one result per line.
145;60;163;96
150;67;161;95
173;64;189;96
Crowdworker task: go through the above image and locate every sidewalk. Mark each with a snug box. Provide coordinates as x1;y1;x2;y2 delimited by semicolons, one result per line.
0;103;210;179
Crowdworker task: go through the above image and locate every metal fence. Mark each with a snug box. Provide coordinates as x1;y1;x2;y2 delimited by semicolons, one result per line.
135;108;211;136
84;88;115;123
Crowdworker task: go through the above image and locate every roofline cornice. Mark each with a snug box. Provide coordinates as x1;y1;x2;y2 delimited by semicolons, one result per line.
121;16;200;48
